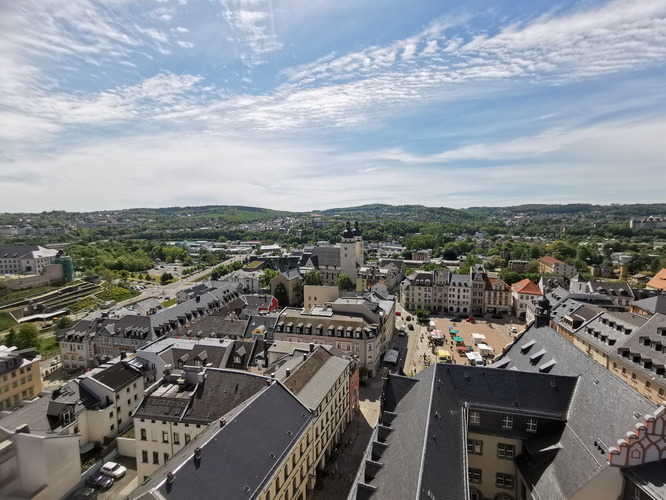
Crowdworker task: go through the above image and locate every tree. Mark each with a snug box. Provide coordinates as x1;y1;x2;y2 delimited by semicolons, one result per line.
260;269;280;288
160;272;174;284
273;283;289;307
336;273;355;291
7;324;40;350
416;308;430;323
303;269;324;286
55;317;74;330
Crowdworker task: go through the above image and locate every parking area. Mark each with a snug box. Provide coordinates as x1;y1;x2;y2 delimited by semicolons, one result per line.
97;456;138;500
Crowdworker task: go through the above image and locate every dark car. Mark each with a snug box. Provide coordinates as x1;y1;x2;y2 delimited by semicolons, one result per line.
72;488;99;500
460;313;469;319
451;317;461;322
408;323;414;330
85;474;114;490
491;314;503;319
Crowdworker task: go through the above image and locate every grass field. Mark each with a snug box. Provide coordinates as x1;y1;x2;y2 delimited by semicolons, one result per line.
0;312;17;332
39;336;60;356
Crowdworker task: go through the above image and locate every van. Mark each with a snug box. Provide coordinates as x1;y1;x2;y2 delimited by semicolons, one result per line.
437;349;452;363
398;325;406;336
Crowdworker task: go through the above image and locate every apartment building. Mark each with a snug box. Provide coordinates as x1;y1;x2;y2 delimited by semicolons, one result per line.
271;345;351;472
59;282;244;368
133;366;269;479
0;357;144;450
129;381;315;500
0;245;58;276
272;290;394;376
0;346;42;411
0;424;81;500
484;278;511;315
349;306;662;500
511;278;542;320
538;256;576;277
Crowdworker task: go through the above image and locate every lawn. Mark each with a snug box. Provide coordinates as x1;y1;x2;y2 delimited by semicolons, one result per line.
0;312;17;332
161;298;177;307
39;336;60;356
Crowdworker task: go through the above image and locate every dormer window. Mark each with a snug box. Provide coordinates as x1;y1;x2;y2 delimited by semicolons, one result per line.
501;415;513;429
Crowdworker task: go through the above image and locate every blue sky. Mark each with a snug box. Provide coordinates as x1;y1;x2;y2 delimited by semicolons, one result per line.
1;0;665;212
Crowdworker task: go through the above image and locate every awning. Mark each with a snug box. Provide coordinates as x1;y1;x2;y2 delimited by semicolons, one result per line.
431;332;442;339
457;346;470;352
452;336;464;343
450;330;459;335
432;330;442;335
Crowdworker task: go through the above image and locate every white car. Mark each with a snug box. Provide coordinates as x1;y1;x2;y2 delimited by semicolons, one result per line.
509;326;518;334
101;461;127;479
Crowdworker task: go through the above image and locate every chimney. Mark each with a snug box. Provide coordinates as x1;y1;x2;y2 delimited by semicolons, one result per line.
194;447;202;459
219;418;227;428
303;353;307;362
270;373;275;379
120;351;126;360
167;471;175;484
309;343;314;353
286;368;291;377
14;424;30;434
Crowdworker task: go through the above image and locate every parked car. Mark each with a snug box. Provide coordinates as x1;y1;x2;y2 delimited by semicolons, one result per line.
72;488;99;500
406;316;412;321
509;326;518;333
85;474;114;490
101;461;127;480
408;323;414;330
451;317;461;322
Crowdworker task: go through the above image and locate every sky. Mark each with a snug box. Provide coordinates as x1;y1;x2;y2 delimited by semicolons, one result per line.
1;0;666;213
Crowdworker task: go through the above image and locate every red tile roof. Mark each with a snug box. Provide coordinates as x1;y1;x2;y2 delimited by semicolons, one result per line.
646;268;666;291
540;256;565;266
511;278;542;295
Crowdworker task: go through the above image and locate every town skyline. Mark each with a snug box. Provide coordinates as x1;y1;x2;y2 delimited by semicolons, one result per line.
2;0;665;212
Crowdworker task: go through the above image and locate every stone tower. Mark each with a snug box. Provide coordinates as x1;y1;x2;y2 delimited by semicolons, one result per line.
340;221;364;282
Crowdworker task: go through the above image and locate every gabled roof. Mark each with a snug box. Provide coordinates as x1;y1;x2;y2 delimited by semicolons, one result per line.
310;246;340;268
646;268;666;291
512;278;542;295
540;256;565;266
631;294;666;314
492;324;657;499
91;360;142;390
132;382;314;500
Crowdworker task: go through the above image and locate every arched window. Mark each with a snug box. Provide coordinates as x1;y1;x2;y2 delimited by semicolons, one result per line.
469;489;481;500
495;493;514;500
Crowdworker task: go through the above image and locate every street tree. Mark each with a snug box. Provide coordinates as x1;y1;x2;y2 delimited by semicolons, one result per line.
336;273;355;291
303;269;324;286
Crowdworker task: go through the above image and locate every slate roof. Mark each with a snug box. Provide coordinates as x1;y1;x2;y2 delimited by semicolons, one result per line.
0;245;57;259
160;341;231;370
170;313;249;339
587;280;634;299
134;369;268;425
613;313;666;383
0;380;97;433
284;348;349;411
91;360;142;390
631;295;666;314
310;246;341;268
358;364;581;500
131;382;314;500
492;324;657;500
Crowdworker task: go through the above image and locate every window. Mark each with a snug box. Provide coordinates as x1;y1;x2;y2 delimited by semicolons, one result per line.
162;431;169;443
468;468;482;484
502;415;513;429
467;439;483;455
526;418;537;432
153;451;159;464
142;450;148;463
185;434;191;444
140;429;147;441
469;411;480;425
110;424;115;431
496;473;514;488
631;372;637;381
164;452;169;463
109;411;114;418
645;380;651;390
173;433;180;445
659;388;665;397
497;443;515;459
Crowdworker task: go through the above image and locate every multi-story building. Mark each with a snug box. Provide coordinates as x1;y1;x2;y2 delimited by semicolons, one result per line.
484;278;511;315
646;268;666;292
356;263;400;292
273;290;395;376
349;305;662;500
270;268;304;307
0;346;42;411
133;366;269;480
59;282;244;369
0;357;144;450
448;273;472;314
129;381;315;500
511;278;542;320
0;245;59;276
539;256;577;277
0;424;81;500
269;344;351;472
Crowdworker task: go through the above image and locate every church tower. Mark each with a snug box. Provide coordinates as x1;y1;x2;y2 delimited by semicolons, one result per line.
340;221;364;282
